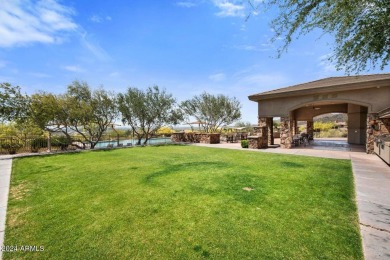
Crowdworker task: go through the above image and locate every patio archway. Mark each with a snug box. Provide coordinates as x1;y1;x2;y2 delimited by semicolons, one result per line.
248;74;390;153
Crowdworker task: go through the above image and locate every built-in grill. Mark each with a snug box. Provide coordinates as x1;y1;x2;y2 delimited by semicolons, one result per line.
374;134;390;164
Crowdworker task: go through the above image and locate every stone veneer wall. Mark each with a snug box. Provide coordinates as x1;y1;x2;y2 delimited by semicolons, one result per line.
266;118;274;145
249;126;268;149
198;133;220;144
171;132;220;144
280;117;292;149
171;132;185;142
248;136;267;149
307;121;314;140
367;114;390;153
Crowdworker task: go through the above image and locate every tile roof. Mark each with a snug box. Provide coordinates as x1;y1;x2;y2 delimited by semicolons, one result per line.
248;73;390;100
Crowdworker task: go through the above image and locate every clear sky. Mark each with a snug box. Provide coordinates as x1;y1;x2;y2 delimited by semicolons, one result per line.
0;0;388;123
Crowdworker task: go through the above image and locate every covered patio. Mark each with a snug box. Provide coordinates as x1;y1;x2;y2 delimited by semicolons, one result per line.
248;74;390;154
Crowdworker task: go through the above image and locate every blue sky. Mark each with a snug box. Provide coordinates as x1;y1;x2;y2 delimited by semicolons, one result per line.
0;0;388;123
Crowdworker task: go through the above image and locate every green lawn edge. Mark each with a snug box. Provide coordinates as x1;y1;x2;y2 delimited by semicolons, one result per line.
4;145;363;259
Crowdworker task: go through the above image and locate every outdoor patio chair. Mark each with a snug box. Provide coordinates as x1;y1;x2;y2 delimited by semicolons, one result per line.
292;134;301;146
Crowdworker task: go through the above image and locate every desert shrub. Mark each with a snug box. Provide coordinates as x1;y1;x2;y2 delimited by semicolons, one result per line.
156;126;174;136
317;129;348;138
314;122;335;132
241;140;249;148
51;136;71;150
30;137;47;152
1;142;22;154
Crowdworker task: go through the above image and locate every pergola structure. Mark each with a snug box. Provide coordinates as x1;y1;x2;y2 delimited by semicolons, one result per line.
248;74;390;153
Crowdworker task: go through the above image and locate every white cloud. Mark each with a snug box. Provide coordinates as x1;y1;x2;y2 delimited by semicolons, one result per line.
63;65;84;72
80;33;111;61
109;72;120;77
212;0;245;17
232;66;290;90
29;72;51;78
318;54;337;73
176;1;197;8
0;0;77;47
0;60;6;69
90;15;102;23
234;43;274;52
239;73;289;87
90;14;112;23
209;73;226;82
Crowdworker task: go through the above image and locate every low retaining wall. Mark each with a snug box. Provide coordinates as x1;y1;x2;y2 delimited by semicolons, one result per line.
247;136;268;149
171;133;220;144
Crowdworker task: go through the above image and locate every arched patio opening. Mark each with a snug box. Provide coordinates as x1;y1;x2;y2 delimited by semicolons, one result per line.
248;74;390;153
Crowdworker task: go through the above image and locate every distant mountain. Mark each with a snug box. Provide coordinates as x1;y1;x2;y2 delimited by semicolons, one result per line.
314;113;347;122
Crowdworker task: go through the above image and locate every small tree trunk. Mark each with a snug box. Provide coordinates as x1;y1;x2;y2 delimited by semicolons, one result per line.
47;132;51;152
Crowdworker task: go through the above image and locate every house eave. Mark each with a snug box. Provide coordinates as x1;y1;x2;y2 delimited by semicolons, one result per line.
248;79;390;102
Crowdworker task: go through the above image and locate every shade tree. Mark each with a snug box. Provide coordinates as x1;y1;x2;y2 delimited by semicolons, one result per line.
118;85;182;145
180;92;242;133
248;0;390;73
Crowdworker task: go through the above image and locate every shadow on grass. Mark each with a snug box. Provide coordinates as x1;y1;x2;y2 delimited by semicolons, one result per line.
144;161;229;183
280;161;305;168
144;161;268;205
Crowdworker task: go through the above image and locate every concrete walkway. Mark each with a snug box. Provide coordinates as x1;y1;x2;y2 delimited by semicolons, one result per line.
0;159;12;260
193;142;390;259
351;154;390;259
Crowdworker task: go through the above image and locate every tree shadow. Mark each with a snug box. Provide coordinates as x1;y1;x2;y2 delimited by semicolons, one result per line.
144;161;229;183
280;161;304;168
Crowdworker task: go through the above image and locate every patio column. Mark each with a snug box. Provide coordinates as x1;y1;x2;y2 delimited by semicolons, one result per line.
366;113;379;154
259;117;274;145
257;117;269;147
280;117;293;149
307;120;314;140
367;113;390;154
266;117;274;145
291;119;298;135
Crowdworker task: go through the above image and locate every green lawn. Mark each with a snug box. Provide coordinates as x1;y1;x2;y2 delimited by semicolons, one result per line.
4;145;362;259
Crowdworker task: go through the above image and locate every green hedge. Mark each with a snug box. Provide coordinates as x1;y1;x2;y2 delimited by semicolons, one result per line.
241;140;248;148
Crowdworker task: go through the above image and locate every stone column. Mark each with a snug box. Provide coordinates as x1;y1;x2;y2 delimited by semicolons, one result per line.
366;113;379;154
266;117;274;145
290;119;298;135
259;117;274;145
280;117;292;149
259;117;272;145
307;120;314;140
258;117;267;127
366;113;390;154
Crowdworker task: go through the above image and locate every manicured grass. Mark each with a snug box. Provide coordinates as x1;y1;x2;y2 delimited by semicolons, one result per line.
4;146;362;259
